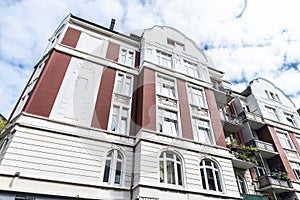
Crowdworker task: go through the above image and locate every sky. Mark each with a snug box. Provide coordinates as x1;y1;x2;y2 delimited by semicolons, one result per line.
0;0;300;118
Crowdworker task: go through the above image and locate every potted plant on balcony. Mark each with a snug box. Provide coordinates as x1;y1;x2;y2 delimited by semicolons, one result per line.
271;169;289;181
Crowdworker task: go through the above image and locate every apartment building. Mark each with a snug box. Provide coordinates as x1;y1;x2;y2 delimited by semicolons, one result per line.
0;14;299;200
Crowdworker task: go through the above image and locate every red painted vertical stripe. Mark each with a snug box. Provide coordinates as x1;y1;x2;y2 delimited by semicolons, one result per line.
61;27;81;48
177;80;193;140
289;132;300;155
267;126;297;181
24;51;71;117
106;42;120;62
205;88;226;147
142;68;156;131
91;67;116;130
130;76;138;136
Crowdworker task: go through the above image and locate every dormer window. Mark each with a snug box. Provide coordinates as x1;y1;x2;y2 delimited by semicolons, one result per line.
167;38;185;51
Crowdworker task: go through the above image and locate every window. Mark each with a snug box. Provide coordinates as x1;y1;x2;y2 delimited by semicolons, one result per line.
119;48;134;67
285;113;296;127
115;73;132;96
254;161;266;178
265;106;278;121
158;108;179;136
192;118;212;144
159;151;183;186
200;159;223;192
110;105;129;134
156;76;176;99
184;60;200;79
235;174;247;194
103;150;123;185
156;50;172;69
277;131;293;149
291;162;300;180
188;86;206;108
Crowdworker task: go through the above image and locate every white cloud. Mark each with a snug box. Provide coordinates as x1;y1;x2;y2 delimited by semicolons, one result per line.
0;0;300;118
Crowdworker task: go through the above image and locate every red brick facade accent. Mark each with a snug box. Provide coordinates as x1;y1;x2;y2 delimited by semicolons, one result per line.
205;88;226;147
289;132;300;157
177;79;193;140
24;51;71;117
141;68;156;131
106;42;120;62
61;27;81;48
91;67;116;130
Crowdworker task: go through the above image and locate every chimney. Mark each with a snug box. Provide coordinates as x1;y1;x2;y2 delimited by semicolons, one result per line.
109;19;115;30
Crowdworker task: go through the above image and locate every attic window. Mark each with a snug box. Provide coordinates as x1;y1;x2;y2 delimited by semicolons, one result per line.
167;38;185;51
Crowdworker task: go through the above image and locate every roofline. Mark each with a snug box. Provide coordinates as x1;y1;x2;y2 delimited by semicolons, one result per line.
70;14;141;42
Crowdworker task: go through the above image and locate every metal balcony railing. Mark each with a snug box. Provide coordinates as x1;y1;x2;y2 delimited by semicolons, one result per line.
248;139;275;152
258;174;291;189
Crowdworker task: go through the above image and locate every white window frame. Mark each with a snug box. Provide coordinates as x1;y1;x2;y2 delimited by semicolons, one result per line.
187;85;207;108
109;105;130;135
192;117;213;144
291;162;300;180
156;50;173;69
277;131;294;150
200;159;223;193
265;106;278;121
115;72;133;97
159;151;184;186
157;108;179;137
235;173;248;194
102;149;124;185
284;112;296;127
119;48;135;67
183;60;200;79
156;75;177;99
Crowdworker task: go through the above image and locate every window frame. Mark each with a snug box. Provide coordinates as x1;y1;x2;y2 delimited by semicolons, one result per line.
156;50;173;69
115;72;133;97
192;117;213;144
187;85;207;108
235;173;248;194
118;47;135;68
183;60;200;79
159;151;184;187
156;75;177;100
284;112;296;127
102;149;124;185
157;107;179;137
277;131;294;150
265;106;279;121
291;162;300;181
109;105;130;135
199;159;224;193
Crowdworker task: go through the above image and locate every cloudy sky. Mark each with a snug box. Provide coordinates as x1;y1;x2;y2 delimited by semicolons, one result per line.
0;0;300;118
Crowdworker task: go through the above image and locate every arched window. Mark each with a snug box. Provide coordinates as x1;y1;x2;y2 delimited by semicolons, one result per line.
235;173;247;194
103;150;123;185
200;159;223;192
159;151;183;186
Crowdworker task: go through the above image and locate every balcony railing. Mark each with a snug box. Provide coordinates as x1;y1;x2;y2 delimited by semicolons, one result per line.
258;174;291;189
227;143;257;169
238;111;265;129
247;139;278;159
220;112;243;132
240;194;268;200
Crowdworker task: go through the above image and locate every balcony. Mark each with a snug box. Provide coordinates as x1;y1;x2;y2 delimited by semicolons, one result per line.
227;143;257;169
213;84;234;104
220;111;243;132
258;174;293;193
238;111;265;129
247;139;278;159
240;194;268;200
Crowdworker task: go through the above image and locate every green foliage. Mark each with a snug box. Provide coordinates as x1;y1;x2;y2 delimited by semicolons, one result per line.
0;120;6;131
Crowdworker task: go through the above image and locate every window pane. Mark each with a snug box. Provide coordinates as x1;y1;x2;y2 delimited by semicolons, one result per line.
216;171;222;192
111;106;119;131
114;160;122;184
103;159;111;182
160;160;164;183
124;76;132;96
177;163;182;185
206;168;216;191
167;160;175;184
200;168;206;189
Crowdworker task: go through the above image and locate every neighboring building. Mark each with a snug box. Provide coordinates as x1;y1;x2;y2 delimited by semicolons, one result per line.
0;14;300;200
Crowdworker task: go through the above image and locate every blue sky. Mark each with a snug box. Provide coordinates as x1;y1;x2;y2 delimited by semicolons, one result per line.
0;0;300;118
